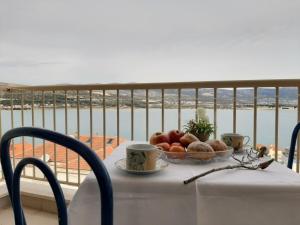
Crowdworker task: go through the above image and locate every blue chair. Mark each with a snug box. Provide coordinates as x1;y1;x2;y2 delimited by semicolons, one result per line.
0;127;113;225
288;122;300;169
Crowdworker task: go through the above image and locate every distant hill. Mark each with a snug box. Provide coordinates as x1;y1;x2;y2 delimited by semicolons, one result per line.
0;82;298;107
183;87;298;105
0;82;13;88
0;82;25;90
134;87;298;106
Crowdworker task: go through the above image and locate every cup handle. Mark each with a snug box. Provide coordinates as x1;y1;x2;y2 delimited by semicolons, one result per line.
243;136;250;145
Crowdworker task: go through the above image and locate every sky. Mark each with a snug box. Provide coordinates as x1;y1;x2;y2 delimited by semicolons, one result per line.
0;0;300;85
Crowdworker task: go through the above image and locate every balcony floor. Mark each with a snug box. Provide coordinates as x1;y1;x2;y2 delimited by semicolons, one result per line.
0;206;57;225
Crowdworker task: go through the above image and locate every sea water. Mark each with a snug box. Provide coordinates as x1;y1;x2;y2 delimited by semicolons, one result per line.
0;108;297;148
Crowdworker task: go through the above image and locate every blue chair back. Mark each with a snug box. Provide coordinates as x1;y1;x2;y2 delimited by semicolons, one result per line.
288;122;300;169
0;127;113;225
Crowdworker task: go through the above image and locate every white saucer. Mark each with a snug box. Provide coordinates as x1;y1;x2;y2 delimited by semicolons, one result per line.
115;158;168;175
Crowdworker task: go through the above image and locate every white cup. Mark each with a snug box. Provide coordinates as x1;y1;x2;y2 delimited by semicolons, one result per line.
221;133;250;151
126;144;162;171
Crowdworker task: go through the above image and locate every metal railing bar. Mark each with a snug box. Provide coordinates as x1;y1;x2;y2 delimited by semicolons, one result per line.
21;93;25;176
162;89;165;132
89;90;93;149
146;89;149;141
53;91;57;177
131;89;134;141
10;92;15;168
103;90;106;159
117;90;120;146
195;88;199;121
178;89;181;130
41;91;46;180
64;90;69;183
31;91;36;177
275;87;279;161
213;88;217;139
253;87;257;148
76;90;81;185
233;88;237;133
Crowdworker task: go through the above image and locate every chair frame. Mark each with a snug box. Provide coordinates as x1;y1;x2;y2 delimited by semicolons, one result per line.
0;127;113;225
287;122;300;169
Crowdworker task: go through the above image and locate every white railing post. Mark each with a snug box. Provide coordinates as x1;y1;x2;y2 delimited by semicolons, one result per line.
213;88;217;139
64;90;69;182
178;89;181;130
253;87;257;148
53;91;57;178
10;92;15;168
233;88;237;133
76;90;81;184
275;87;279;161
103;90;106;159
117;89;120;146
161;89;165;132
146;89;149;141
31;91;36;178
131;89;134;141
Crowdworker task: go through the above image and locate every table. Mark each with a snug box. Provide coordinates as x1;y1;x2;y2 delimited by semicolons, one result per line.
68;142;300;225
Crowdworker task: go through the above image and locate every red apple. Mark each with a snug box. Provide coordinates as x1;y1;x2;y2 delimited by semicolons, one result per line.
149;132;170;145
168;130;184;143
156;142;171;151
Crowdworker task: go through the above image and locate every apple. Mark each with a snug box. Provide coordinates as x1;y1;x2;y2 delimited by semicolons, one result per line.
168;130;184;143
149;132;170;145
156;142;171;151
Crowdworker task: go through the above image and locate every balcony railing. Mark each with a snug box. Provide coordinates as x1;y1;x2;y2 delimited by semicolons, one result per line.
0;79;299;186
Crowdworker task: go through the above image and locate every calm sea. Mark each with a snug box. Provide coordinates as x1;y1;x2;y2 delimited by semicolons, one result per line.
1;108;297;148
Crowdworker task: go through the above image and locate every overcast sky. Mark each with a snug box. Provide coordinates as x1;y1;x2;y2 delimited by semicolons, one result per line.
0;0;299;85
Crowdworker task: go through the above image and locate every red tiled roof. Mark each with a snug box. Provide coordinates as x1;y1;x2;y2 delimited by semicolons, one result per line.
10;136;125;170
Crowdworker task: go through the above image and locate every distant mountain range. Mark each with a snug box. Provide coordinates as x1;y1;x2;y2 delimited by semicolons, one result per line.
132;87;298;106
180;87;298;105
0;83;298;107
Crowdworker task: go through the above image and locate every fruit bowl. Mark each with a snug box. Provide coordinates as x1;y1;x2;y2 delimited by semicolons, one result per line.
160;147;233;164
214;147;234;161
160;151;187;163
163;151;186;160
186;151;216;161
149;129;233;164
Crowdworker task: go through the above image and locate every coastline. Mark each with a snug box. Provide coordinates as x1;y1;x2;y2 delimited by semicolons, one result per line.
0;105;298;111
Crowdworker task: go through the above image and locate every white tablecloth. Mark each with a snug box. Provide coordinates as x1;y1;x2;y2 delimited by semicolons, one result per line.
69;142;300;225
